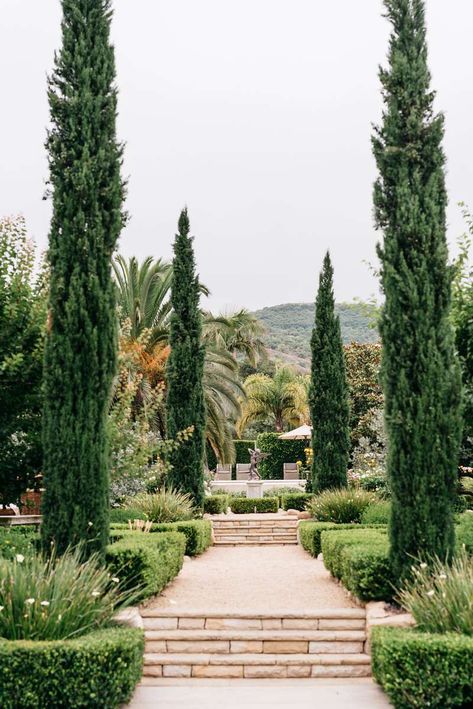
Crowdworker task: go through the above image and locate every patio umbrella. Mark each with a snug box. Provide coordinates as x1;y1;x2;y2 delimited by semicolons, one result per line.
278;424;312;440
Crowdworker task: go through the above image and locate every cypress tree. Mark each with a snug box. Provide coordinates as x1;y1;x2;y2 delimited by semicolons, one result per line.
373;0;462;579
309;252;350;492
166;209;206;507
42;0;124;556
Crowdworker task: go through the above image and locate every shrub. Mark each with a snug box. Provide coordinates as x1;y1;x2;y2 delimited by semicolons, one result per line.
109;507;148;524
255;432;307;480
203;496;228;515
298;521;386;557
456;511;473;553
106;531;185;601
129;488;195;523
0;527;39;560
321;528;393;601
397;550;473;635
371;626;473;709
0;626;143;709
307;488;378;523
281;493;313;511
152;520;212;556
361;500;391;525
0;547;131;641
229;497;279;513
234;440;255;466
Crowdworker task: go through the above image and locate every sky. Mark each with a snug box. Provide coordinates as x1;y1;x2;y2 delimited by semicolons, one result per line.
2;1;473;312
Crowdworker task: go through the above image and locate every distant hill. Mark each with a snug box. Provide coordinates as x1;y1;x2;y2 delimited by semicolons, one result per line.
253;302;379;369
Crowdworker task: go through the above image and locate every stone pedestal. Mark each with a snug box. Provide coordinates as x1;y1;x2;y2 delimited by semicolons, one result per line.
246;481;264;499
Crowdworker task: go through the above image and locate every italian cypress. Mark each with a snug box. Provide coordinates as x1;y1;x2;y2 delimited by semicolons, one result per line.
42;0;124;556
166;210;206;507
373;0;462;579
309;252;350;492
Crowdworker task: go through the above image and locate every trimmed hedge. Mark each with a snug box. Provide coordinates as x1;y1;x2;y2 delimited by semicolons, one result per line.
371;626;473;709
0;626;143;709
321;528;393;601
255;432;307;480
234;440;255;465
229;497;279;514
106;531;185;600
152;520;212;556
360;501;391;525
281;492;312;511
298;521;386;557
203;496;228;515
109;507;147;524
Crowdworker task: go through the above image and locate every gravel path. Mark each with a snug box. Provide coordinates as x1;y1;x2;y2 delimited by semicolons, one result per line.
145;545;356;613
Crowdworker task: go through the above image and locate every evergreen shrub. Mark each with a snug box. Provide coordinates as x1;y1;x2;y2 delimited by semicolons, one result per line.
255;433;307;480
298;521;386;558
203;496;228;515
109;508;148;524
280;493;313;511
152;520;212;556
229;497;279;514
361;501;391;525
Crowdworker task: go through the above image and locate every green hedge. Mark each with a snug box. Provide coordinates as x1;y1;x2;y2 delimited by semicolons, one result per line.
281;493;312;511
256;432;307;479
234;440;255;465
298;521;386;557
106;531;185;601
109;507;147;524
229;497;279;513
152;520;212;556
203;496;228;515
321;528;393;601
456;511;473;554
360;501;391;525
371;627;473;709
0;626;143;709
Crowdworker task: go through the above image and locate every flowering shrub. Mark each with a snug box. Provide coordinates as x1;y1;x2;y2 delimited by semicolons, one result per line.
130;488;195;523
0;547;130;641
397;551;473;635
307;488;379;524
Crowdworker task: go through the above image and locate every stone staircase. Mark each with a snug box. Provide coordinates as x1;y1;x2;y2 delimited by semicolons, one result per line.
212;514;299;545
141;609;370;679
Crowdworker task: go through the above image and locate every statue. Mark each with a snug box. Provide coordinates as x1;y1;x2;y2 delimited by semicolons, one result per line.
248;447;268;480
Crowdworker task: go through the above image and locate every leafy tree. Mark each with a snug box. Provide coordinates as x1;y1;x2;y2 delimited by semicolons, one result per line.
373;0;462;578
0;217;45;504
41;0;125;556
166;210;206;506
238;365;308;434
202;309;267;367
344;343;383;448
309;252;350;492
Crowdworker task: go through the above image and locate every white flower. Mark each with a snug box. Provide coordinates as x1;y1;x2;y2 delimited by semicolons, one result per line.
57;614;62;621
0;606;4;612
438;574;447;580
111;577;119;584
25;598;35;605
426;590;435;597
91;591;100;597
40;601;50;607
420;563;428;569
15;554;25;563
88;521;93;527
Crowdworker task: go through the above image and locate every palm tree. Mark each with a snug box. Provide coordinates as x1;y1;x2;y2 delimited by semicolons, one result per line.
202;309;267;367
238;366;309;434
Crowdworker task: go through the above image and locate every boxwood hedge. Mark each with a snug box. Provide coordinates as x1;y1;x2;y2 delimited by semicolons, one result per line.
280;492;312;511
371;626;473;709
298;521;387;557
203;496;228;515
152;520;212;556
0;626;143;709
229;497;279;513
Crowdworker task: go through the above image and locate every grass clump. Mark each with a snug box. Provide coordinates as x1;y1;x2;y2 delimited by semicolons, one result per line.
307;488;379;523
129;488;194;523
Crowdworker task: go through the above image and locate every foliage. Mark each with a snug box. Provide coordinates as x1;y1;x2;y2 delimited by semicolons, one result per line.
0;547;130;641
309;253;350;491
203;496;228;515
255;432;308;480
280;493;313;511
228;497;279;513
371;626;473;709
307;488;378;524
129;489;195;523
397;550;473;635
239;366;308;435
299;521;386;558
0;527;38;561
361;501;391;525
253;301;379;367
344;343;383;447
373;0;463;579
166;210;206;506
321;527;393;601
202;309;267;368
109;508;147;524
106;531;185;601
0;217;45;504
350;410;389;496
0;626;143;709
233;440;256;465
456;511;473;554
151;520;212;556
42;0;125;556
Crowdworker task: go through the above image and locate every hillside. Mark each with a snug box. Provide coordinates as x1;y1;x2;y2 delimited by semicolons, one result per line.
254;302;379;369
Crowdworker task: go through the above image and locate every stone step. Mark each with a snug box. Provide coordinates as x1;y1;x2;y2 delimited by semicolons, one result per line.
140;608;366;622
212;523;299;530
142;652;371;678
213;536;298;542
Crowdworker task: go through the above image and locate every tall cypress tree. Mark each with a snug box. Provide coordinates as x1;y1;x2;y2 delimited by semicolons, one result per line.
309;252;350;492
42;0;124;556
373;0;462;579
166;209;206;507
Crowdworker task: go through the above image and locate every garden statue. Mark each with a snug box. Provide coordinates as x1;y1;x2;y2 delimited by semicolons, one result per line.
248;447;268;480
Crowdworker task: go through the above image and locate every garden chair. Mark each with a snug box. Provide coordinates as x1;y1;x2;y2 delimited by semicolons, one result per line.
214;464;232;481
236;463;251;480
283;462;299;480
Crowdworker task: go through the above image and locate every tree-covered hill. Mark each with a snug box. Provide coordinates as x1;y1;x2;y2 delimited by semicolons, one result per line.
253;302;379;368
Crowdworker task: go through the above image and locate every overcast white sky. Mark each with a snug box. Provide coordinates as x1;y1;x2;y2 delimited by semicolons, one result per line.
2;1;473;311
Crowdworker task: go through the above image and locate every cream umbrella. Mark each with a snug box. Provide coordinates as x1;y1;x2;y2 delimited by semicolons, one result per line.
278;424;312;440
